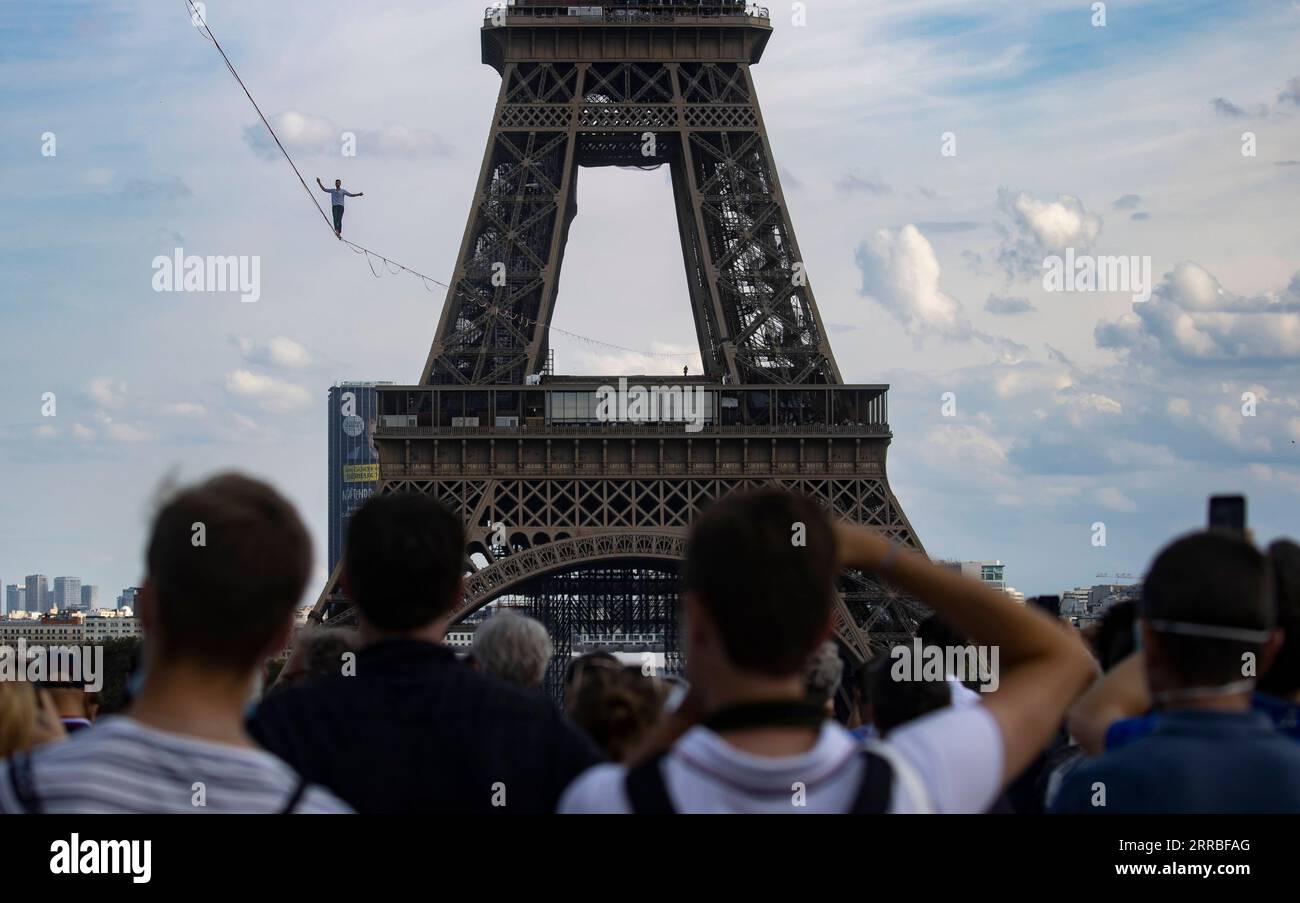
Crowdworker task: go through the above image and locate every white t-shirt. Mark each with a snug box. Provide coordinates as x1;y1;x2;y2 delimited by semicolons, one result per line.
559;703;1003;814
0;716;352;814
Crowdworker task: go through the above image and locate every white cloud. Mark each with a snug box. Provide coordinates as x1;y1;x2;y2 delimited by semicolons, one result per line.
92;412;150;443
224;369;312;412
244;111;451;160
1096;263;1300;363
996;190;1102;279
1096;486;1138;513
71;423;96;441
34;424;58;440
88;377;127;409
237;336;313;369
856;225;969;341
162;402;207;418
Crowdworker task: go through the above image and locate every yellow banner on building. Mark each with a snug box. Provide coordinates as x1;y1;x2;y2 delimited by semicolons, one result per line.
343;464;380;483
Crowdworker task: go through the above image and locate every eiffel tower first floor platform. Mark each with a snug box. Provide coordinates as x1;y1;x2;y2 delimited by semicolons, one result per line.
312;378;930;686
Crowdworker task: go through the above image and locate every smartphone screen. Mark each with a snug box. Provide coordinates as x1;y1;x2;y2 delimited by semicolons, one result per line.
1208;495;1246;533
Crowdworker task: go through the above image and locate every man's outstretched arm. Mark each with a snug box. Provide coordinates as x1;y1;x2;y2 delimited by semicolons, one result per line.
1067;651;1148;756
836;523;1098;785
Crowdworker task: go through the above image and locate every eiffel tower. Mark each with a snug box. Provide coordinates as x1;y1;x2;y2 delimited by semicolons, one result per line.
313;1;927;698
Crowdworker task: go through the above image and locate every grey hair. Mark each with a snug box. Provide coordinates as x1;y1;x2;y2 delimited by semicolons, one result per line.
473;611;553;689
804;640;843;704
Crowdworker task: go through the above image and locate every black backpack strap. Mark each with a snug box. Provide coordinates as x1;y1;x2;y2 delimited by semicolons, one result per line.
280;776;309;815
624;750;675;815
847;748;894;814
8;752;43;815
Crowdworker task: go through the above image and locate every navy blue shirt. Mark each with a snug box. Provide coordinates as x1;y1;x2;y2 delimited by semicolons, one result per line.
1105;692;1300;749
248;639;604;814
1052;709;1300;814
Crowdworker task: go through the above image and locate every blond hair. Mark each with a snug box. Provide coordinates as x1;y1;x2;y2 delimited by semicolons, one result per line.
0;680;37;758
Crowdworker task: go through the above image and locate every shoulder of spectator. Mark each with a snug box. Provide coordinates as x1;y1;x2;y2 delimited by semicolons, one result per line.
557;762;629;814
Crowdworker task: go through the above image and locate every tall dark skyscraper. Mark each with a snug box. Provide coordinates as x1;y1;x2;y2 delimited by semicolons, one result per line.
327;382;388;575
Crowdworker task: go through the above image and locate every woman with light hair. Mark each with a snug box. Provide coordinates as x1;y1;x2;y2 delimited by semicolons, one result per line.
0;681;65;758
472;611;553;690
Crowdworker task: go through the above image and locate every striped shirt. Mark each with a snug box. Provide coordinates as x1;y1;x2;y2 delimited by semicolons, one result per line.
0;716;352;814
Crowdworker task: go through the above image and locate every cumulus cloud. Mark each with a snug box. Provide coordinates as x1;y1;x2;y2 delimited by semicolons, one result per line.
984;294;1035;315
1095;263;1300;364
162;402;207;418
244;111;451;160
1096;486;1138;513
88;377;127;409
237;336;313;369
856;225;969;341
856;226;1028;360
995;189;1102;280
224;369;313;412
93;412;150;443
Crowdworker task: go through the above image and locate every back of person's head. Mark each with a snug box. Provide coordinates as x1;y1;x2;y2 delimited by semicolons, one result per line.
343;492;465;631
869;658;952;736
145;473;311;672
804;640;844;712
275;626;358;690
473;611;553;689
568;665;666;762
1091;598;1138;671
683;489;836;676
0;680;37;759
564;651;620;714
1259;539;1300;697
1140;530;1273;690
917;614;967;651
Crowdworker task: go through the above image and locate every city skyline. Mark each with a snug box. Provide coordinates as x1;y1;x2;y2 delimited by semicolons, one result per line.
3;1;1298;601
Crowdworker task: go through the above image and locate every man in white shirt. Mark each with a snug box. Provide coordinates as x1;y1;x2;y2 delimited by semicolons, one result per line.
317;177;364;239
0;474;351;814
559;489;1096;814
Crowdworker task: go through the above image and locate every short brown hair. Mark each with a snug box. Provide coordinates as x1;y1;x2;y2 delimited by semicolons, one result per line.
146;473;311;671
683;489;836;676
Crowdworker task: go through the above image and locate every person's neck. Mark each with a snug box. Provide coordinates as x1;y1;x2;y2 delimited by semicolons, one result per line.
700;670;821;757
127;662;257;748
358;616;450;648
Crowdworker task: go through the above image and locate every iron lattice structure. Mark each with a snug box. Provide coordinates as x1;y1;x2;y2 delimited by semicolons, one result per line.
313;3;928;698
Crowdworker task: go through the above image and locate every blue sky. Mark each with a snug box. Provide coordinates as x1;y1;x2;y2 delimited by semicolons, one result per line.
2;0;1298;604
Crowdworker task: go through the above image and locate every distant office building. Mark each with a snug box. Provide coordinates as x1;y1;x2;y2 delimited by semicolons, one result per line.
5;585;24;615
81;585;99;608
53;576;81;610
24;575;49;613
939;560;1009;593
1061;587;1091;619
83;615;143;643
328;382;389;574
117;587;140;609
1005;587;1025;605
